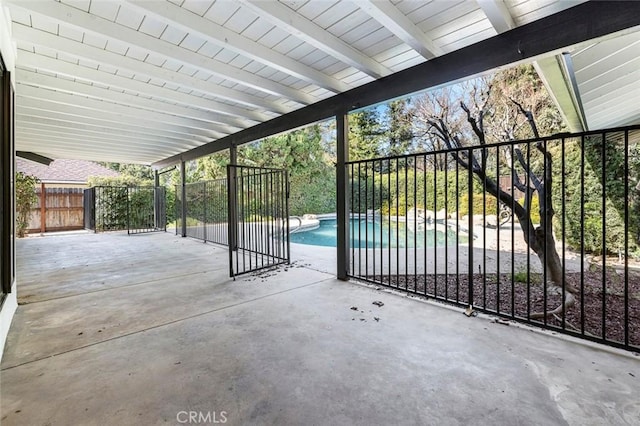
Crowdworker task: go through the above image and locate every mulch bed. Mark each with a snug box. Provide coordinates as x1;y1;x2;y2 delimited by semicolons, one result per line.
375;268;640;349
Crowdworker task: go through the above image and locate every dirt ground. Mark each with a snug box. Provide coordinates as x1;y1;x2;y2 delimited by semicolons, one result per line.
379;267;640;350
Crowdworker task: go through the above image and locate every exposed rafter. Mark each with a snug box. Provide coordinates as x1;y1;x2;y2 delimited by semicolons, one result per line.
125;0;349;94
477;0;516;33
16;106;210;144
17;97;219;141
239;0;391;79
12;26;283;119
155;1;640;168
359;0;442;60
18;51;251;132
17;85;223;135
1;0;636;165
17;69;232;137
477;0;586;129
7;0;314;107
16;115;205;148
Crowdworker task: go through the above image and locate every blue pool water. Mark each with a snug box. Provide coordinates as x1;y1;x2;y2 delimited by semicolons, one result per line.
290;219;466;248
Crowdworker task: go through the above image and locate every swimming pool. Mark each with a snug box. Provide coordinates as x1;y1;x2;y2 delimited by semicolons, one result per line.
289;218;466;248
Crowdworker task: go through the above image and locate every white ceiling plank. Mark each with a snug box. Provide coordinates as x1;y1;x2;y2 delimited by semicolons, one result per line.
7;1;307;110
17;120;197;150
18;50;250;132
12;24;275;121
126;0;349;93
15;136;167;164
239;0;391;79
476;0;515;34
15;142;162;164
16;97;219;140
16;107;210;145
17;69;241;133
16;85;228;135
88;1;120;22
358;0;442;60
15;128;192;155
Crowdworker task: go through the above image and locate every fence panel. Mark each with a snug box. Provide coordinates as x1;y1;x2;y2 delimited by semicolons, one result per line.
181;179;228;245
346;125;640;352
127;186;157;234
84;186;166;233
227;165;289;277
28;187;85;232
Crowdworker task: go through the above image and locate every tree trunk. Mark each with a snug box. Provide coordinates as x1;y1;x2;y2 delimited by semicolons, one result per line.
529;228;577;319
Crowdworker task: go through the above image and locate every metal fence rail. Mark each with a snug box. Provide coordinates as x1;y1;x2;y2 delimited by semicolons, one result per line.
227;165;290;277
127;186;166;234
177;179;228;245
84;186;166;234
347;125;640;352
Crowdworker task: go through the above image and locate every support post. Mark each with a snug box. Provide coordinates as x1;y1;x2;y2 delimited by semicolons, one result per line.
39;182;46;233
228;144;238;250
181;160;187;238
336;111;350;281
467;149;474;310
229;144;237;166
154;170;160;230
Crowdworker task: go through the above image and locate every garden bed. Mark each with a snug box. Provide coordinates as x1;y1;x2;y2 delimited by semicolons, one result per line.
379;269;640;349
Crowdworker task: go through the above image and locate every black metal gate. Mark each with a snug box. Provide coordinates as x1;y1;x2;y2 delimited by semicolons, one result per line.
227;165;290;277
83;186;166;234
128;186;166;234
179;179;228;245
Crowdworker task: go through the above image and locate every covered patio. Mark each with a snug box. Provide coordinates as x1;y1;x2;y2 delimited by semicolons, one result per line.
1;232;639;424
2;1;640;424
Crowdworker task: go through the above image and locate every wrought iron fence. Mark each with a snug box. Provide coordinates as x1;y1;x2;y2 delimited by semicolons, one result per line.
127;186;166;234
177;179;228;245
227;165;290;277
346;125;640;352
84;186;166;234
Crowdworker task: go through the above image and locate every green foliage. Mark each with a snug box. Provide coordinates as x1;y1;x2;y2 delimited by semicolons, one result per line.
94;186;128;231
15;172;39;237
99;162;154;181
88;175;150;187
92;186;159;232
348;109;383;160
558;135;640;255
165;186;177;226
195;151;229;180
238;125;336;216
385;99;415;156
458;193;499;218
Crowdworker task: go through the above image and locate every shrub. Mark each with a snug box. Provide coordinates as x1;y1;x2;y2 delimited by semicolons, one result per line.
15;172;39;237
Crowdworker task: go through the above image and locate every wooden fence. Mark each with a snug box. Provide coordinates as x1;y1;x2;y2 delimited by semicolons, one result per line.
27;185;85;233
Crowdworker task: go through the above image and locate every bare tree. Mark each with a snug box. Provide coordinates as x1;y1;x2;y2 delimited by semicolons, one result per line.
418;78;575;319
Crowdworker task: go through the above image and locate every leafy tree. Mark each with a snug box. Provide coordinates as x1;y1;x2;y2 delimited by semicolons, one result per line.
15;172;39;237
348;108;384;161
195;151;230;181
99;162;154;182
238;125;336;215
416;65;573;319
87;175;149;187
384;99;416;156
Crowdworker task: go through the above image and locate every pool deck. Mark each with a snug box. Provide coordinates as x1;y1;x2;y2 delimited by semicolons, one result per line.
1;231;639;425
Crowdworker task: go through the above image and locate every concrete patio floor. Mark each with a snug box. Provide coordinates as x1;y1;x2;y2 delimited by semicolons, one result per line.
1;232;639;425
